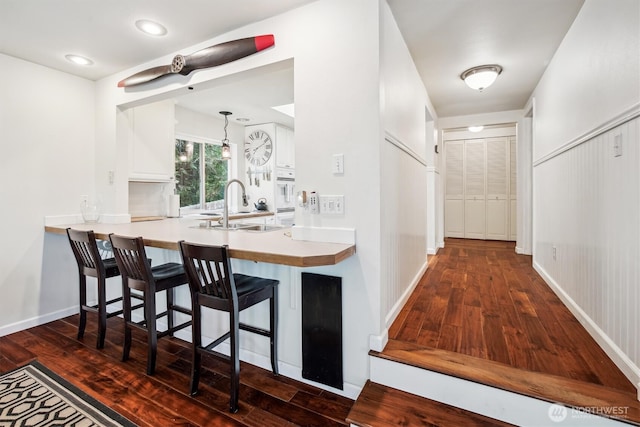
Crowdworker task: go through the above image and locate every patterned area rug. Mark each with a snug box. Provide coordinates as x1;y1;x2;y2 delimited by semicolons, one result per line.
0;361;135;426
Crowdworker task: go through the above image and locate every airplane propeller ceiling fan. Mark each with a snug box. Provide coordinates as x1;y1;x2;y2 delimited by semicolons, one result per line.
118;34;275;88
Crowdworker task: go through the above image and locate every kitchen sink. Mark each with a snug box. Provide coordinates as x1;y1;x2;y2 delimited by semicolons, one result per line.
194;222;285;233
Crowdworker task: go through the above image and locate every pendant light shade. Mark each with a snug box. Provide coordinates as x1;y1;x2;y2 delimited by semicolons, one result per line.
219;111;232;160
460;65;503;91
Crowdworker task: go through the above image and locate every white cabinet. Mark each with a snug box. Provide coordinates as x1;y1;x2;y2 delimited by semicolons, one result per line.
444;136;516;241
444;141;464;237
128;100;175;182
275;125;295;168
509;137;517;240
464;140;486;239
485;137;509;240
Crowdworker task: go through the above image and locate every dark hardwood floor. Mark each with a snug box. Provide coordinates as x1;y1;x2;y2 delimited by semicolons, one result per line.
3;238;637;426
0;315;353;426
389;238;635;393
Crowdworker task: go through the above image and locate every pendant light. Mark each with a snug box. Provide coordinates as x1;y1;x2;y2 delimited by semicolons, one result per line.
460;65;503;91
219;111;232;160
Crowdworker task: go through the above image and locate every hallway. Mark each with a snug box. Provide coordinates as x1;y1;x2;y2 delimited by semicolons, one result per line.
376;238;639;424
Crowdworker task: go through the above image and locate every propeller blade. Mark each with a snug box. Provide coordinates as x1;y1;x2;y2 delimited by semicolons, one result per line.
117;34;275;88
117;64;173;88
182;35;274;73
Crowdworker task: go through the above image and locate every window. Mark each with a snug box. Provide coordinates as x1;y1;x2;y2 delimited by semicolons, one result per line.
175;139;229;211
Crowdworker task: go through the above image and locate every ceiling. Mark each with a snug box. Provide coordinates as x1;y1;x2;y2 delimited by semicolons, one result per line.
0;0;584;123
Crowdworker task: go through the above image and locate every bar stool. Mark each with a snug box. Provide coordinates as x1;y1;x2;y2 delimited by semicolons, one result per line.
179;241;279;413
66;228;140;349
109;233;192;375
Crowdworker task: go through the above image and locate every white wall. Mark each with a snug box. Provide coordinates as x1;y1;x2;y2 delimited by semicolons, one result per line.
0;53;96;334
88;0;430;395
5;0;431;396
529;0;640;390
378;0;433;342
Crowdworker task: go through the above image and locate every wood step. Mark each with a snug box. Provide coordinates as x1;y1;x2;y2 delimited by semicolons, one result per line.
346;380;514;427
372;339;640;425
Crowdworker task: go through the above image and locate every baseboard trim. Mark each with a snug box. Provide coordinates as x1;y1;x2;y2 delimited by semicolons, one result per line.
173;329;362;400
0;306;78;338
533;261;640;396
369;259;429;353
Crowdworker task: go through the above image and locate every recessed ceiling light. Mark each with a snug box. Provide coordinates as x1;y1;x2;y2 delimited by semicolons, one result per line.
468;125;484;132
65;54;93;66
135;19;168;36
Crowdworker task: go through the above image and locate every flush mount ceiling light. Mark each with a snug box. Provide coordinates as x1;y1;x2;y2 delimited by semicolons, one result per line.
460;65;503;91
135;19;168;36
65;54;93;66
219;111;232;160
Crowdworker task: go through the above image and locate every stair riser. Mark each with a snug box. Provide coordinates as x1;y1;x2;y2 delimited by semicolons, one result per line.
370;357;629;427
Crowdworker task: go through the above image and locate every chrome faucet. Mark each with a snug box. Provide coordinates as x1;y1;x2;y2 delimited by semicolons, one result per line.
223;179;249;229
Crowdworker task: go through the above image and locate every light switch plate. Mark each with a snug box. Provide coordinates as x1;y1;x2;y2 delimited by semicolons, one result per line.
319;195;344;214
332;154;344;174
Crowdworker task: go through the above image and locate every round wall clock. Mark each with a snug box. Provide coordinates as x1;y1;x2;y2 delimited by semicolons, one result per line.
245;129;273;166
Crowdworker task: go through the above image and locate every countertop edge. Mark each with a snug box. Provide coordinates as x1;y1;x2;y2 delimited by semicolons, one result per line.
45;222;356;267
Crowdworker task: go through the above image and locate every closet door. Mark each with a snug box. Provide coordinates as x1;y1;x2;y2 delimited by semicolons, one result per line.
444;141;464;238
486;137;509;240
464;140;486;239
509;137;517;240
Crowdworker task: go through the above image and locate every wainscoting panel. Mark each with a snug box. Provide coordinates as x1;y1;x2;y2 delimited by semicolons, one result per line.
533;114;639;389
381;135;428;332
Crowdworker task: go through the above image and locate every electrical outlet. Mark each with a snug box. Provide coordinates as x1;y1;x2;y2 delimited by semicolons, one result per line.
552;245;557;261
613;134;623;157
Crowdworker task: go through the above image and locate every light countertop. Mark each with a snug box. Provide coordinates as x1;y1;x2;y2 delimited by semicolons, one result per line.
45;217;355;267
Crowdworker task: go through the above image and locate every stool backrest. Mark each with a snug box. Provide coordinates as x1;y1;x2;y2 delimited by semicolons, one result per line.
66;228;104;276
179;241;234;300
109;234;153;287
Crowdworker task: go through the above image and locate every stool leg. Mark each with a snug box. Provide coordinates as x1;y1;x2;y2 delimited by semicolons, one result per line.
77;275;87;341
229;307;240;413
122;279;132;362
167;288;174;336
146;289;158;375
96;276;107;349
189;303;202;396
270;289;279;376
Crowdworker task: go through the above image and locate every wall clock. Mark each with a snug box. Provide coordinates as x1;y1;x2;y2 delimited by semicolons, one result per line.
245;129;273;166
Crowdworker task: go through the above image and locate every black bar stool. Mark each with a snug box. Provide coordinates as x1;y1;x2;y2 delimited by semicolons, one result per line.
109;233;192;375
66;228;142;349
179;241;279;413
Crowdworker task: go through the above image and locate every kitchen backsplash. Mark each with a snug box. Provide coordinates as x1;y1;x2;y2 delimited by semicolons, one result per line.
128;181;173;218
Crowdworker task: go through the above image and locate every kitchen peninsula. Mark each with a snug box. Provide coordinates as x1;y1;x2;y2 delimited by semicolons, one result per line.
45;217;355;267
45;216;356;394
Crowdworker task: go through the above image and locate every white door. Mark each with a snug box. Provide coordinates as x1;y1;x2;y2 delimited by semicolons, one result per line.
486;137;509;240
444;141;464;237
509;137;518;240
464;140;486;239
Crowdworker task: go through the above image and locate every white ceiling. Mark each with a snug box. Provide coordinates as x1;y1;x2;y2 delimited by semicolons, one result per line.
0;0;584;123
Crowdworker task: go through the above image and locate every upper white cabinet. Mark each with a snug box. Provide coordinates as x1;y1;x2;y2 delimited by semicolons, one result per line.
275;125;295;168
127;100;175;182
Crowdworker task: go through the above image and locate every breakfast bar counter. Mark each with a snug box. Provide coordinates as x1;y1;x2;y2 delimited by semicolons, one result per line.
45;218;356;267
